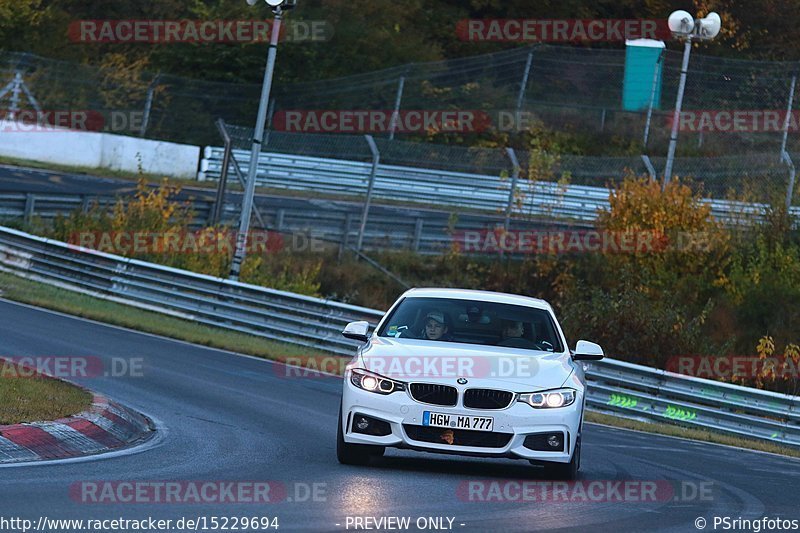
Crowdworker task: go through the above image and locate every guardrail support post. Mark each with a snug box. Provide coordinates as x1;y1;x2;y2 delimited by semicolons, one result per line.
276;209;285;232
356;135;380;255
343;213;354;249
504;148;521;232
413;218;424;252
23;194;35;225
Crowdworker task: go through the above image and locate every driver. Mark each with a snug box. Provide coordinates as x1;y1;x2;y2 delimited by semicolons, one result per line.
422;311;453;341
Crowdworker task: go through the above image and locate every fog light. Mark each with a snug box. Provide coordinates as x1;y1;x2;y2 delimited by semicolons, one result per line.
547;435;562;448
356;417;370;431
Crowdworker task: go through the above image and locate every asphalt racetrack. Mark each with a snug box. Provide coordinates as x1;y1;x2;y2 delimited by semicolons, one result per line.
1;300;798;532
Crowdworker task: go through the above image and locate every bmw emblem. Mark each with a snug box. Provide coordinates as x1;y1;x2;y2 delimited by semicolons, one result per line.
457;378;468;385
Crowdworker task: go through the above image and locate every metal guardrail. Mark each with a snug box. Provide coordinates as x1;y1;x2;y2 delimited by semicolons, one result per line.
198;148;800;227
0;226;380;355
0;225;797;448
0;192;585;256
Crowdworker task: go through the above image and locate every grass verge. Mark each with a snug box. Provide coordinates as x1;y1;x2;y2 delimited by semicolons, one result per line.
0;272;327;361
0;271;797;457
0;360;92;425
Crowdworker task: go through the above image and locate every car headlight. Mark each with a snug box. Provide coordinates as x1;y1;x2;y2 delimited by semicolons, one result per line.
518;388;576;409
350;369;405;395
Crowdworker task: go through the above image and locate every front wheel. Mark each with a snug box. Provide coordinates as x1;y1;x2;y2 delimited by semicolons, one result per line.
336;405;385;465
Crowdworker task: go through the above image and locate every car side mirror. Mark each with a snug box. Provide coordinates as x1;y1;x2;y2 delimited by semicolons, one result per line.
573;340;604;361
342;321;370;343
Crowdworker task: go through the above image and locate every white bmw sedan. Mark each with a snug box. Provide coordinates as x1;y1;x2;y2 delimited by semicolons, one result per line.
337;288;604;479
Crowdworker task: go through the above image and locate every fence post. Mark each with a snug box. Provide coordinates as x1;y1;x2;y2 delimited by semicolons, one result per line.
643;52;664;148
216;123;267;230
781;74;797;159
388;76;406;141
504;148;521;232
211;119;233;225
140;74;160;138
8;72;22;119
782;152;796;211
641;154;657;181
357;135;380;254
516;51;534;112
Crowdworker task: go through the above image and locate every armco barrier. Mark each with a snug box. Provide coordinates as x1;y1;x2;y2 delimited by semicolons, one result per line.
198;148;800;227
0;226;381;355
0;192;586;255
0;225;798;447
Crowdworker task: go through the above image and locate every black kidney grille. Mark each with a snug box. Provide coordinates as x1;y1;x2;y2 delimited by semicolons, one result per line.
409;383;458;406
463;389;514;409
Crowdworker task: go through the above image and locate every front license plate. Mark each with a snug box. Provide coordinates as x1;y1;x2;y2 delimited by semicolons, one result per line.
423;411;494;431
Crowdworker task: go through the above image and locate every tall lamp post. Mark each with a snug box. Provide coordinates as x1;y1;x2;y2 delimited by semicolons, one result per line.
230;0;296;281
663;10;721;189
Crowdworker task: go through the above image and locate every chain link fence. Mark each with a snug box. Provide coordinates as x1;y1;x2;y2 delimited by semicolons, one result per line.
2;46;799;205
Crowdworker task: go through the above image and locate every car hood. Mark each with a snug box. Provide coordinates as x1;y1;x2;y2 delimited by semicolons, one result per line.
358;337;575;391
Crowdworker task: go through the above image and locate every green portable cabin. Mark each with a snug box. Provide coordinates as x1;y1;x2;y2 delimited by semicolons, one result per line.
623;39;665;111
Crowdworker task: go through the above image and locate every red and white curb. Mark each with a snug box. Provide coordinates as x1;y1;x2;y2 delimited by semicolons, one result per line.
0;395;154;464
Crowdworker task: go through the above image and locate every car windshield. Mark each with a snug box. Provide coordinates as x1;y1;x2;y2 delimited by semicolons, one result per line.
377;296;564;352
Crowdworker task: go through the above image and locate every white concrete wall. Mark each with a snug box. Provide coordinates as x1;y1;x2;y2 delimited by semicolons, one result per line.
0;119;200;179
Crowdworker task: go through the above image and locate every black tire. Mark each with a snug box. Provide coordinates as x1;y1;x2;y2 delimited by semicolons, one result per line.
336;405;385;465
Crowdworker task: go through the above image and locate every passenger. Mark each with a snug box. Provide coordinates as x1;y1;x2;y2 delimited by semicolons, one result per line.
497;319;536;348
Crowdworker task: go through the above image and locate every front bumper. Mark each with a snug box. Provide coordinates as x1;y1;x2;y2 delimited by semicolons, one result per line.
341;380;583;463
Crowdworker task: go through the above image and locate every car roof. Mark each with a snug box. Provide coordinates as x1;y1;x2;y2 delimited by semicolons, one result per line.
400;288;553;311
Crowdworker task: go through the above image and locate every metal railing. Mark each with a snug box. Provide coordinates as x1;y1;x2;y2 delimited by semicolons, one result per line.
198;148;800;228
0;192;584;256
0;226;380;355
0;225;797;448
